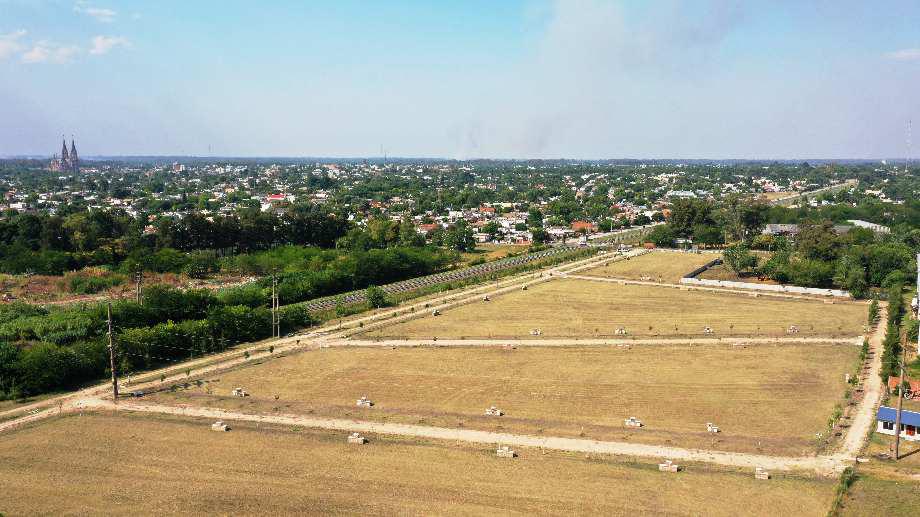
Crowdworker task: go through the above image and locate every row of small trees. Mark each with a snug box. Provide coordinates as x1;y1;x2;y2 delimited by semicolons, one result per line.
0;246;455;399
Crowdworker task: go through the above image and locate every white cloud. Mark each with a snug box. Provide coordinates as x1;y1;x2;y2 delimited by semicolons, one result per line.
885;48;920;61
74;2;117;23
21;42;80;64
0;30;27;60
89;35;129;55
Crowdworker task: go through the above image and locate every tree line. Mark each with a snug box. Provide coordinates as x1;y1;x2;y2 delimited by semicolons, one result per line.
0;245;452;399
646;197;918;298
0;203;348;275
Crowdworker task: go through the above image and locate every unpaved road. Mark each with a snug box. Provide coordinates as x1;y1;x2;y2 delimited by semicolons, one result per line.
836;304;886;456
78;397;845;475
340;336;862;348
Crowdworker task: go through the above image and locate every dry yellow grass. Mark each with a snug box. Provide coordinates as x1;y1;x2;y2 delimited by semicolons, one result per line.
459;244;526;265
580;251;720;283
156;343;857;455
0;413;836;516
759;191;796;201
366;278;867;339
840;474;920;516
839;432;920;515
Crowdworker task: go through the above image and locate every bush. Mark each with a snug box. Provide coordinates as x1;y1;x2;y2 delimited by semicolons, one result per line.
366;286;390;308
867;299;879;326
723;243;758;274
14;342;76;395
881;270;908;289
64;269;125;294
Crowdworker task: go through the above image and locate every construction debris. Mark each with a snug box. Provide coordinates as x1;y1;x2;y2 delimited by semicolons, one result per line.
496;445;516;458
356;396;374;407
624;416;643;428
210;421;230;432
347;432;368;444
231;387;248;397
485;406;504;416
658;460;680;473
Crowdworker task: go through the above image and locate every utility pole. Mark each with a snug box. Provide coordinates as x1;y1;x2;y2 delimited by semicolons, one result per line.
894;338;906;460
271;273;280;339
106;303;119;401
134;268;143;304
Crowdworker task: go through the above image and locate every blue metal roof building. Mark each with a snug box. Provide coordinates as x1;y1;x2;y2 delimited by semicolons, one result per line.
877;406;920;427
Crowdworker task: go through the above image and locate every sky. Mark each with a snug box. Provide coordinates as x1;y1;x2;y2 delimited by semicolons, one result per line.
1;0;919;159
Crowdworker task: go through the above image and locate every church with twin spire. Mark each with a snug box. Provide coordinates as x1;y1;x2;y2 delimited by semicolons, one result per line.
50;137;80;173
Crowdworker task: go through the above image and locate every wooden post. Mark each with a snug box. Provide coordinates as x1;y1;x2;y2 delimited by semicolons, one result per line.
107;303;119;401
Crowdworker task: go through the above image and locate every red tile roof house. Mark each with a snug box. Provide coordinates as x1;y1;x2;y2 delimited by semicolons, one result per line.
416;223;439;235
887;376;920;395
479;205;496;215
570;221;596;233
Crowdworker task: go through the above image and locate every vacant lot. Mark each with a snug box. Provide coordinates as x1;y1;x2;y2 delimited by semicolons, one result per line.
579;251;719;283
155;343;857;455
366;279;866;339
0;413;835;516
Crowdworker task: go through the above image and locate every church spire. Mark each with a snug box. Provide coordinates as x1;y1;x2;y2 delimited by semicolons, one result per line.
61;136;70;162
70;137;78;169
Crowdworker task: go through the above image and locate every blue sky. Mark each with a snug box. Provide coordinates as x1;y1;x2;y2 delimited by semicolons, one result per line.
1;0;919;159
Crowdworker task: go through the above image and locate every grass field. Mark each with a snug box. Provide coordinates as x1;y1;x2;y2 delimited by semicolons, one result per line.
840;474;920;516
153;343;857;455
459;243;526;265
0;413;836;516
579;251;719;283
365;279;867;339
759;192;796;201
838;431;920;516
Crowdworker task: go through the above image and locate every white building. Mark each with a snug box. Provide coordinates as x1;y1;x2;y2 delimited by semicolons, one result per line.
876;406;920;442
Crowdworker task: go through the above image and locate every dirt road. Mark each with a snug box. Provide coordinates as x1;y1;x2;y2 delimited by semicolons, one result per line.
338;336;862;348
836;304;886;456
77;397;845;475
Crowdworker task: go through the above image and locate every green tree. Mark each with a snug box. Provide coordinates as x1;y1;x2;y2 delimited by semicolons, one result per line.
365;285;390;308
647;225;677;248
723;243;758;274
444;220;476;252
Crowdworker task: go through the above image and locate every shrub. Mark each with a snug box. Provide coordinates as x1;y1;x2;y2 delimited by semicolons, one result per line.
366;286;390;308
